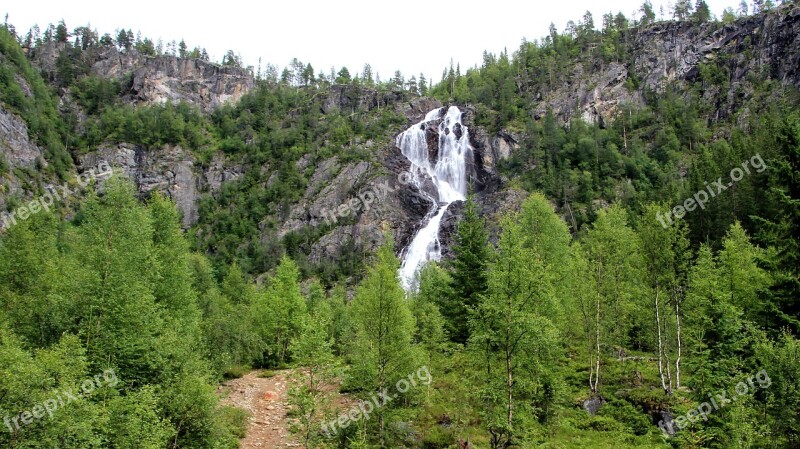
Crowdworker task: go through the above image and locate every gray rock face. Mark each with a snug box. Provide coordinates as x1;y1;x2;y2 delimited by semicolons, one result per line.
321;85;406;114
397;97;444;123
32;44;254;112
205;153;243;192
0;106;44;169
582;396;606;416
532;61;635;126
79;143;201;228
279;160;371;238
0;106;47;211
654;410;676;436
531;6;800;125
125;55;253;112
461;107;515;188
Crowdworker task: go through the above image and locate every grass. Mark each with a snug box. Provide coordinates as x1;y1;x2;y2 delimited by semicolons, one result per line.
258;369;279;378
223;365;251;379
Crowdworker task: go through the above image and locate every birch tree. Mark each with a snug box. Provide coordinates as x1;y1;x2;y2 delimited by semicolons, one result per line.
471;210;561;448
582;205;644;394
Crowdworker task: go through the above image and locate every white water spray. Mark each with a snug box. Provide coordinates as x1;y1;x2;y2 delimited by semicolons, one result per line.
397;106;471;290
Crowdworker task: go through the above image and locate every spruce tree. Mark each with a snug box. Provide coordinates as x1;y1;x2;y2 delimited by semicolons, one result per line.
448;193;490;344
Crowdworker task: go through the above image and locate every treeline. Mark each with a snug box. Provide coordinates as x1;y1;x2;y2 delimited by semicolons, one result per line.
0;181;248;448
1;175;798;448
410;190;800;448
12;19;431;95
0;22;409;283
0;178;430;449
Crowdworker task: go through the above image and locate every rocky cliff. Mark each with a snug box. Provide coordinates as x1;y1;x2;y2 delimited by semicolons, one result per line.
532;5;800;125
0;105;46;211
4;6;800;276
31;43;254;112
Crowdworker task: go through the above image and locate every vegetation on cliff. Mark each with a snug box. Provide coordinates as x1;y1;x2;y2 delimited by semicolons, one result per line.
1;2;800;448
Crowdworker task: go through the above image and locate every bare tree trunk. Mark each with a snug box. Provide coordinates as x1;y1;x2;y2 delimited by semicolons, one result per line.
662;302;673;394
594;294;601;393
675;300;682;389
655;289;668;393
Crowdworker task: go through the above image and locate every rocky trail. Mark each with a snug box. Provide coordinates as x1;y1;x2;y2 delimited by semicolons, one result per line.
219;370;299;449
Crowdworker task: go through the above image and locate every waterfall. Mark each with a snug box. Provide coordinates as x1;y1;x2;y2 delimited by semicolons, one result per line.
397;106;471;291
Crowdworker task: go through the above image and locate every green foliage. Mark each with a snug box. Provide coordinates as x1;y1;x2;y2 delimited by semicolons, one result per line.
72;75;121;114
251;255;308;366
0;26;71;178
470;211;563;447
755;332;800;447
411;263;450;351
446;193;489;343
80;101;207;150
288;313;339;448
582;205;645;392
0;178;251;448
346;234;420;446
3;8;800;448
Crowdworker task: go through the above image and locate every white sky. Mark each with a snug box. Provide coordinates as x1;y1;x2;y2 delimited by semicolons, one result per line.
5;0;735;85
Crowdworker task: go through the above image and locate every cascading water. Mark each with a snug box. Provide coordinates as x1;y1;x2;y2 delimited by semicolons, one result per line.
397;106;471;290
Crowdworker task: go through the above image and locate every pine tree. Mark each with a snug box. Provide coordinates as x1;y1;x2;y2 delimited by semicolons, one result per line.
673;0;693;20
412;263;450;350
753;112;800;333
755;332;800;446
54;20;68;43
362;63;374;85
448;193;490;344
684;245;745;394
407;75;418;95
718;222;770;322
0;212;66;347
347;234;417;446
336;67;351;84
71;178;165;385
148;192;200;321
178;39;187;58
693;0;711;21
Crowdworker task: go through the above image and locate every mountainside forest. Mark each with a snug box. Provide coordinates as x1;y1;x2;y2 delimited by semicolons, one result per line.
1;1;800;448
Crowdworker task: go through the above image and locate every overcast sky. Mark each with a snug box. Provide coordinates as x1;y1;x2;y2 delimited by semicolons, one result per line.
6;0;735;84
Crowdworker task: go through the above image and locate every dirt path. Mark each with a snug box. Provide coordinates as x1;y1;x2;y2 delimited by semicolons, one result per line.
219;370;299;449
